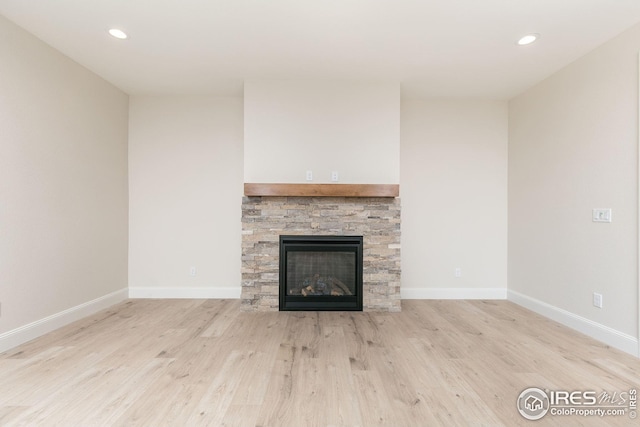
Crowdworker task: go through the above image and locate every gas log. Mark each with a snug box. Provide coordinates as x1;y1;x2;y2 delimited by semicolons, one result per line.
288;273;353;297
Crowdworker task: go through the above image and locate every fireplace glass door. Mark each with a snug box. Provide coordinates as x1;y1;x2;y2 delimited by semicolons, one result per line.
279;235;363;311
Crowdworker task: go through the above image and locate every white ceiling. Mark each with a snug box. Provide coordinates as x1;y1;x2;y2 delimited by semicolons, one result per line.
2;0;640;99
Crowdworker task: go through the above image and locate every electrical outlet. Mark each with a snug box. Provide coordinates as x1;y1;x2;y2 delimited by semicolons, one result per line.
593;292;603;308
190;267;197;277
331;171;339;182
306;170;313;181
454;268;462;278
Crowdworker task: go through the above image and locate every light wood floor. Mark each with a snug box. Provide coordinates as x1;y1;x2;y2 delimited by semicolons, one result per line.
1;299;639;426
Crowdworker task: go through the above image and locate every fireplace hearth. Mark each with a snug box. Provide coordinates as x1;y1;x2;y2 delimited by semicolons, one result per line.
279;235;363;311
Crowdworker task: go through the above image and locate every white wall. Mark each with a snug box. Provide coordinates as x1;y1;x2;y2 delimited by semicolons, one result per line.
129;93;508;302
0;15;129;342
244;80;400;184
401;100;508;298
509;23;640;349
128;96;243;298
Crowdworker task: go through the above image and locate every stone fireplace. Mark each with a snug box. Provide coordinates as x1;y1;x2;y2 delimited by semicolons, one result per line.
241;194;401;312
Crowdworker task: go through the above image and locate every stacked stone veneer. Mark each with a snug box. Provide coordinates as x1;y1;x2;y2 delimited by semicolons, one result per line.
241;196;401;312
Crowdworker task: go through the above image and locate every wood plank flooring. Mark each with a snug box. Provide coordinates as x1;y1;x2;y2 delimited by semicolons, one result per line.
1;299;638;426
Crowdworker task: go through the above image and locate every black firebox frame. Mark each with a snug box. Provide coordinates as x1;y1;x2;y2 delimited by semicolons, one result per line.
279;235;363;311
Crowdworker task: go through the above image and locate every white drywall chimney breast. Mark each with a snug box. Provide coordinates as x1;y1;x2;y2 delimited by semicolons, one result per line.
244;80;400;184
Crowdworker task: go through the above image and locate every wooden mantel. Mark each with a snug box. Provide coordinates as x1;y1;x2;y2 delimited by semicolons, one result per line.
244;183;399;198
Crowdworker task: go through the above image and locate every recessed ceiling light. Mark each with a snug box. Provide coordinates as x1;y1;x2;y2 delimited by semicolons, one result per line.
517;33;539;46
108;28;128;40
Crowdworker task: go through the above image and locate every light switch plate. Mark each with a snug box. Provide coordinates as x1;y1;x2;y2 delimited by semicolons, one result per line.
592;209;611;223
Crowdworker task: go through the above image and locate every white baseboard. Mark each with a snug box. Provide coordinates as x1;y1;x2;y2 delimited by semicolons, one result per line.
128;286;241;299
401;287;507;300
0;288;128;354
508;289;638;357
